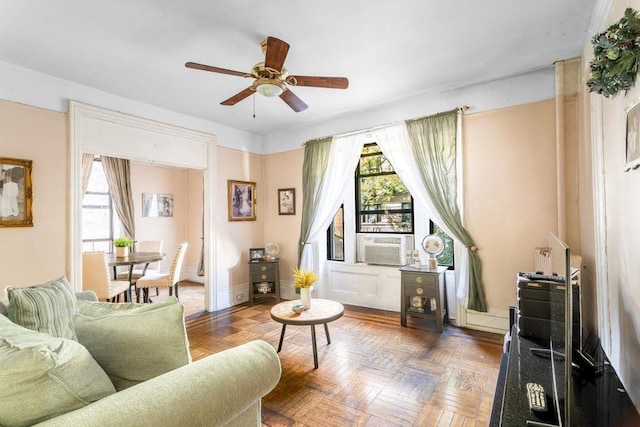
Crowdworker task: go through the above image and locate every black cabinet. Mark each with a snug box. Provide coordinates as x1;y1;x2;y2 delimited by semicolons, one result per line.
248;260;280;306
399;266;447;331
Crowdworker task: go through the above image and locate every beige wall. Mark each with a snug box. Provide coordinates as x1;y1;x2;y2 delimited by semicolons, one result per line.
0;98;575;323
0;100;69;288
0;98;570;321
573;0;640;408
463;100;559;311
130;163;202;274
215;147;265;294
263;148;304;291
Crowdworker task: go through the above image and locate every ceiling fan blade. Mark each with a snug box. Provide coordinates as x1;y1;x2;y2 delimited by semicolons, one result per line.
185;62;249;77
221;87;255;106
289;75;349;89
280;89;308;112
264;37;290;72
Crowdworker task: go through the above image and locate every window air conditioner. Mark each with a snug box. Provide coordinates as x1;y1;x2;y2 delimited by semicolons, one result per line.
356;234;414;266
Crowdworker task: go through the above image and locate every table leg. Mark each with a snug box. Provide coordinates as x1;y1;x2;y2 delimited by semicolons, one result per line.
324;323;331;345
277;324;286;353
311;324;318;369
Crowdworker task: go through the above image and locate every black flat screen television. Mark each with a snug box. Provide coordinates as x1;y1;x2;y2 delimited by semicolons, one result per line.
548;231;574;427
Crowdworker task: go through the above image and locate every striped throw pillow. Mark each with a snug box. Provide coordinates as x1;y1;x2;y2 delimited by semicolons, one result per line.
7;277;78;340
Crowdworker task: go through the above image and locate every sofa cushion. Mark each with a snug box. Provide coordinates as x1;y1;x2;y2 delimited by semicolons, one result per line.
0;315;116;427
7;277;78;340
74;296;191;391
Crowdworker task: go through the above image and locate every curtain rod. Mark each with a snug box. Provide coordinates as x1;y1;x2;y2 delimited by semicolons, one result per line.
302;105;469;146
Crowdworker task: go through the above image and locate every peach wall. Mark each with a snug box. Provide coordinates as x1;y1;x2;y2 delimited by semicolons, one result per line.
215;147;264;294
130;163;191;273
0;100;69;288
463;100;558;311
263;148;304;294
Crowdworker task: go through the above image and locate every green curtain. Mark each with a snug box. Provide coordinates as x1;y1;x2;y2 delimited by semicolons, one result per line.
405;110;487;312
297;136;333;266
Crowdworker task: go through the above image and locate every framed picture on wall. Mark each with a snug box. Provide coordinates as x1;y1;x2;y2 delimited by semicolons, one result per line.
278;188;295;215
142;193;174;217
625;98;640;171
0;157;33;227
228;180;256;221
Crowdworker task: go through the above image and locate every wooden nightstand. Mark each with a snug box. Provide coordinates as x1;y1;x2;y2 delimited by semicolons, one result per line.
248;259;281;306
399;265;447;331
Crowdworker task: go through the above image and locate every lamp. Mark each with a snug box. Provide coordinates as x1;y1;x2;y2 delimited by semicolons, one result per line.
254;78;285;97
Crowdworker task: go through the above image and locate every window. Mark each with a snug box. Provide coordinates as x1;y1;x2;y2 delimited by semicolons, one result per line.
430;220;454;269
82;158;115;252
356;143;413;233
327;205;344;261
327;143;415;262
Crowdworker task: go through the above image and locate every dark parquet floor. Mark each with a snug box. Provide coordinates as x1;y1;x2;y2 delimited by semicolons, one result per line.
173;282;504;426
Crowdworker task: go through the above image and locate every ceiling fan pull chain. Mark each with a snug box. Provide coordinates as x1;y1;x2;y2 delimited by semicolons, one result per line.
253;93;256;119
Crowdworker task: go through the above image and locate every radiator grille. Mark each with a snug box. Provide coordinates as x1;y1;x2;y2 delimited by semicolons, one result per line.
534;247;552;274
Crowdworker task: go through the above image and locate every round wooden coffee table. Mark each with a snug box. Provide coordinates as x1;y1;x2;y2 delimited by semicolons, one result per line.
270;299;344;369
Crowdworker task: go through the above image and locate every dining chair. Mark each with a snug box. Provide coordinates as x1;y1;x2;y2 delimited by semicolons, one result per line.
82;251;131;302
136;242;188;303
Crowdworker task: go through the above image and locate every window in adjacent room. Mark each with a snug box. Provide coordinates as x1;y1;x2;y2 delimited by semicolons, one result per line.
82;157;115;252
356;143;413;234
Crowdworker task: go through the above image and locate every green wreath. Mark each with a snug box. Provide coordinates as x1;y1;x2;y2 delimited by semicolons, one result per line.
587;8;640;97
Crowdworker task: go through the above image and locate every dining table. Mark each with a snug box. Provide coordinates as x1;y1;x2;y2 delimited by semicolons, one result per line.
107;251;166;302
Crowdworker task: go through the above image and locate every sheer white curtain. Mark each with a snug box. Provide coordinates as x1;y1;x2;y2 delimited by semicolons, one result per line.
300;133;366;277
374;124;471;304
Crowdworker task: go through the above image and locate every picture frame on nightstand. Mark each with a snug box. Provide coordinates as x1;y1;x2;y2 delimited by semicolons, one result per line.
249;247;265;262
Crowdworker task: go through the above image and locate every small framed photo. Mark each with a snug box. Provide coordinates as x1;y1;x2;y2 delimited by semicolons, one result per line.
625;98;640;171
249;247;265;262
142;193;174;217
0;157;33;228
228;180;256;221
278;188;295;215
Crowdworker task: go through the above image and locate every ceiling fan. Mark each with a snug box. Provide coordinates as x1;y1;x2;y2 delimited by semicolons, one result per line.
185;36;349;112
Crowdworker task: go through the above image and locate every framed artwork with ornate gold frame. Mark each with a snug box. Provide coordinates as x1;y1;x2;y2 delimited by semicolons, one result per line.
0;157;33;227
228;180;256;221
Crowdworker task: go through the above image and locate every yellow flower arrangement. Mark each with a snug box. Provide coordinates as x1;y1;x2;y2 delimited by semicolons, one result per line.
292;268;318;289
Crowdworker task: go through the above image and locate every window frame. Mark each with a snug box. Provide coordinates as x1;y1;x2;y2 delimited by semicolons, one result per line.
429;220;455;270
82;157;115;252
355;143;414;235
326;204;345;262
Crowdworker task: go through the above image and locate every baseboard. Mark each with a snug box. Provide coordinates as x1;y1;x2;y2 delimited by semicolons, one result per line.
464;308;510;335
181;266;204;284
215;282;249;310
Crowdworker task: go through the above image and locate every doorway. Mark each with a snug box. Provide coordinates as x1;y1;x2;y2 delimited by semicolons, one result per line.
69;101;217;312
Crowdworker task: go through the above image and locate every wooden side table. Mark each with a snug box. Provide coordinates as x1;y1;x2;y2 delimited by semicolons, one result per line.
248;259;280;305
399;265;447;331
270;299;344;369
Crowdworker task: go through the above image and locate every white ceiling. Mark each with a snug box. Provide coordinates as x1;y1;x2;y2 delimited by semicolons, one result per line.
0;1;598;136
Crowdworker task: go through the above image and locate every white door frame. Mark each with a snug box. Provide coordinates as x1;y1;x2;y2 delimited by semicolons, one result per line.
68;101;218;311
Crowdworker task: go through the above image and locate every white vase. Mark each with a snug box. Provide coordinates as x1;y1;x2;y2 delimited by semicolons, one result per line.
115;246;129;257
300;287;311;309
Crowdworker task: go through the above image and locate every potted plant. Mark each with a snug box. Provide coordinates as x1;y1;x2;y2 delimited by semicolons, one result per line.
292;268;318;309
114;236;134;257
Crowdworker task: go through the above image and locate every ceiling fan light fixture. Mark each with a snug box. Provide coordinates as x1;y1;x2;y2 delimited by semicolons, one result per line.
255;78;285;97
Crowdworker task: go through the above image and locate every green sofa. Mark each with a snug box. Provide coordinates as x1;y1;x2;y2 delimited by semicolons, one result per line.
0;288;281;426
